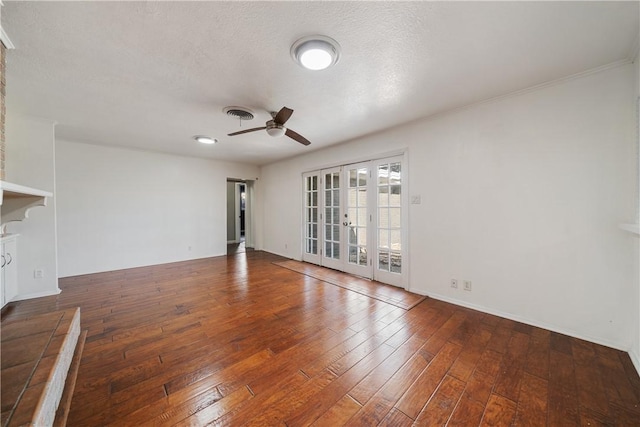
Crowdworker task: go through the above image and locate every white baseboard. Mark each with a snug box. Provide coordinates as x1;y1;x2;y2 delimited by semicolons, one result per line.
422;291;628;352
13;288;62;302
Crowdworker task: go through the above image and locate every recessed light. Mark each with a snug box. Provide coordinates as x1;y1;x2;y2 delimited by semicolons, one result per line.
194;135;217;144
291;35;340;71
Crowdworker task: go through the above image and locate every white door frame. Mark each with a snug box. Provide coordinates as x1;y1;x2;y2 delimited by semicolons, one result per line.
234;182;243;242
301;153;408;289
371;155;405;287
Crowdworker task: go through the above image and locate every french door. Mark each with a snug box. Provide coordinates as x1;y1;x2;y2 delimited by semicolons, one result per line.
302;156;405;287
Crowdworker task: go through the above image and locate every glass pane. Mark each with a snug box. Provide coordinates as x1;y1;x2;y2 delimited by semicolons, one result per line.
312;176;318;190
332;174;339;189
390;230;402;250
389;208;401;228
312;208;317;222
348;208;357;223
378;186;389;207
357;227;367;246
325;190;331;206
312;224;318;239
332;208;340;224
390;163;401;185
332;243;340;258
349;169;357;187
325;208;331;223
390;252;401;273
311;239;317;254
359;248;368;265
358;168;367;187
349;246;357;263
358;188;367;206
378;164;389;185
349;227;357;245
333;225;340;241
390;185;401;205
325;174;331;189
325;225;331;241
312;191;318;206
379;207;389;228
378;252;389;271
348;189;357;206
325;241;332;257
379;230;389;249
357;208;367;226
332;189;339;206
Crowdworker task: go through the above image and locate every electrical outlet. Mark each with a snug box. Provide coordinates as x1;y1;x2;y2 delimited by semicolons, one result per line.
34;269;44;279
463;280;472;291
450;279;458;289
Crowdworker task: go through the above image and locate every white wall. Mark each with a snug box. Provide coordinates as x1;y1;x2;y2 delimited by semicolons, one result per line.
5;113;59;299
56;140;258;277
260;63;637;351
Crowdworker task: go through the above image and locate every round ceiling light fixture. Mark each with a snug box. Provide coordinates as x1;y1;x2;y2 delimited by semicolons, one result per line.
193;135;217;144
291;35;341;71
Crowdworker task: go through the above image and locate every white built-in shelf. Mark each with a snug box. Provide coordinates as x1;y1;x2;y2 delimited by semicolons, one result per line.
0;180;53;231
619;223;640;235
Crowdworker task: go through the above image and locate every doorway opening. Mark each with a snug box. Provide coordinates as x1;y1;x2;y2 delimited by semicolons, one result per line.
227;179;255;255
301;155;407;288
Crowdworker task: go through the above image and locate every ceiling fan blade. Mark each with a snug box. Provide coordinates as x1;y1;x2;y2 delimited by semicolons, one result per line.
227;126;266;136
285;128;311;146
274;107;294;125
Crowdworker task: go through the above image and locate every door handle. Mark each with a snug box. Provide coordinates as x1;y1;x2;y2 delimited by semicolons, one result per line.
343;221;351;226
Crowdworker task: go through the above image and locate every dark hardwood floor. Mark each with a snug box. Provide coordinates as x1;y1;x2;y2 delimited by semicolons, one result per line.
2;251;639;426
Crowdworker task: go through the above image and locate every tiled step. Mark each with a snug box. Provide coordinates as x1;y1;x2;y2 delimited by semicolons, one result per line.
1;308;81;426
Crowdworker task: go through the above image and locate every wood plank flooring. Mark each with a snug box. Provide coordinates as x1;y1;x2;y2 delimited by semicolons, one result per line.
2;250;639;426
273;259;425;310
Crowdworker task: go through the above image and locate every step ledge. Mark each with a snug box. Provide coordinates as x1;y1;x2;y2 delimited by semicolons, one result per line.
2;308;81;426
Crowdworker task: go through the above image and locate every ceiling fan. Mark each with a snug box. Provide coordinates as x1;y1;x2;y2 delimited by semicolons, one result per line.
227;107;311;146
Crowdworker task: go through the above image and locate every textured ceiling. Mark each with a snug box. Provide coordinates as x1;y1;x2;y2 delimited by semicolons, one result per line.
3;1;639;165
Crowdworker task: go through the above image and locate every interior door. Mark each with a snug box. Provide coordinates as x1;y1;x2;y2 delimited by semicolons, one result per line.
342;162;372;278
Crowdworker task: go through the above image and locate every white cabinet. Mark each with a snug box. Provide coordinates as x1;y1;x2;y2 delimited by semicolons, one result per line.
1;234;18;307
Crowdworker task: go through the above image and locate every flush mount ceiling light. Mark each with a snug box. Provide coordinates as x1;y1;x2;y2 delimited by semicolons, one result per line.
193;135;217;144
291;35;341;71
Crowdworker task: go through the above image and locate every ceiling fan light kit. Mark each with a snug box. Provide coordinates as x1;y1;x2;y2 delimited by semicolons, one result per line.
291;35;341;71
266;125;286;137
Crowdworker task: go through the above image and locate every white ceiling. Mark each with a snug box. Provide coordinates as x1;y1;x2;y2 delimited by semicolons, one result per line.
3;1;639;166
